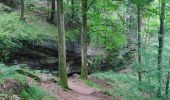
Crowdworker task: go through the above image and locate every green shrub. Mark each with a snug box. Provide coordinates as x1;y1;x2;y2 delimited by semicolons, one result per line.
19;85;56;100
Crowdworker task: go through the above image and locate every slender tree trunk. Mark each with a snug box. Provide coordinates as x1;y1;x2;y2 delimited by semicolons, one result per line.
20;0;24;19
149;74;152;97
137;4;142;83
165;58;170;99
157;0;165;97
57;0;68;88
50;0;55;22
81;0;88;80
71;0;75;19
127;2;137;47
47;0;50;21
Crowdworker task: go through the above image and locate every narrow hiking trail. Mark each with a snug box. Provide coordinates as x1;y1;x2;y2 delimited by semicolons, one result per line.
39;75;114;100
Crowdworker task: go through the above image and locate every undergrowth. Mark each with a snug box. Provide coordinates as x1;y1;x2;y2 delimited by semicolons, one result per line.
91;71;161;100
0;63;56;100
0;12;58;48
19;85;56;100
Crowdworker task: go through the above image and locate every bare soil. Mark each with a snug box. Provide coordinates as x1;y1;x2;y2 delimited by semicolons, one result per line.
40;75;114;100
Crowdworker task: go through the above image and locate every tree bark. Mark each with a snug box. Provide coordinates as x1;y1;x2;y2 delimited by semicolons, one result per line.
81;0;88;80
57;0;68;88
47;0;50;21
137;4;142;83
165;57;170;99
157;0;165;97
71;0;75;19
50;0;55;22
20;0;24;19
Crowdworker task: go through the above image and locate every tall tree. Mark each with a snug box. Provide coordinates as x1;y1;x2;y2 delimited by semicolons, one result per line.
71;0;75;19
129;0;143;84
137;2;142;83
20;0;24;19
47;0;50;20
81;0;88;80
57;0;68;88
50;0;55;22
165;56;170;99
130;0;153;84
157;0;166;97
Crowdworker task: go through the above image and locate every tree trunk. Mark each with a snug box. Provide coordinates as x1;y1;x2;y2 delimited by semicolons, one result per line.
71;0;75;19
137;4;142;83
50;0;55;22
47;0;50;21
127;2;138;47
57;0;68;88
157;0;165;97
165;57;170;99
81;0;88;80
20;0;24;19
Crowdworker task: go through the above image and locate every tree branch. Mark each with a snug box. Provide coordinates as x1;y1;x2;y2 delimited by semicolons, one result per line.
87;0;96;11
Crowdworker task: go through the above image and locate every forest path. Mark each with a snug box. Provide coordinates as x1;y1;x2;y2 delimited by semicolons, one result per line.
68;77;95;95
40;75;114;100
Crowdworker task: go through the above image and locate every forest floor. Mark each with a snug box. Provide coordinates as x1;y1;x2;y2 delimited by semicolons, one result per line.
37;74;114;100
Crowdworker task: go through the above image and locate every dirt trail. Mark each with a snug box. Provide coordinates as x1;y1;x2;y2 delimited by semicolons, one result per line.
40;75;114;100
68;77;95;95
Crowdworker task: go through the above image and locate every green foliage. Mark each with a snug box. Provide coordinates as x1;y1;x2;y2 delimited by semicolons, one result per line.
0;12;58;51
0;63;27;83
0;12;57;43
0;9;58;61
130;0;154;6
0;6;80;51
89;13;126;50
25;0;49;12
19;85;56;100
66;29;80;42
87;0;127;69
83;79;100;90
132;34;170;98
88;0;126;49
90;55;104;71
0;63;56;99
0;0;169;99
92;71;161;100
0;3;12;13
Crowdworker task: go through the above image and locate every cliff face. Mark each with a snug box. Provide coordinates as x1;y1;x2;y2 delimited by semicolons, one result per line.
5;39;105;74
